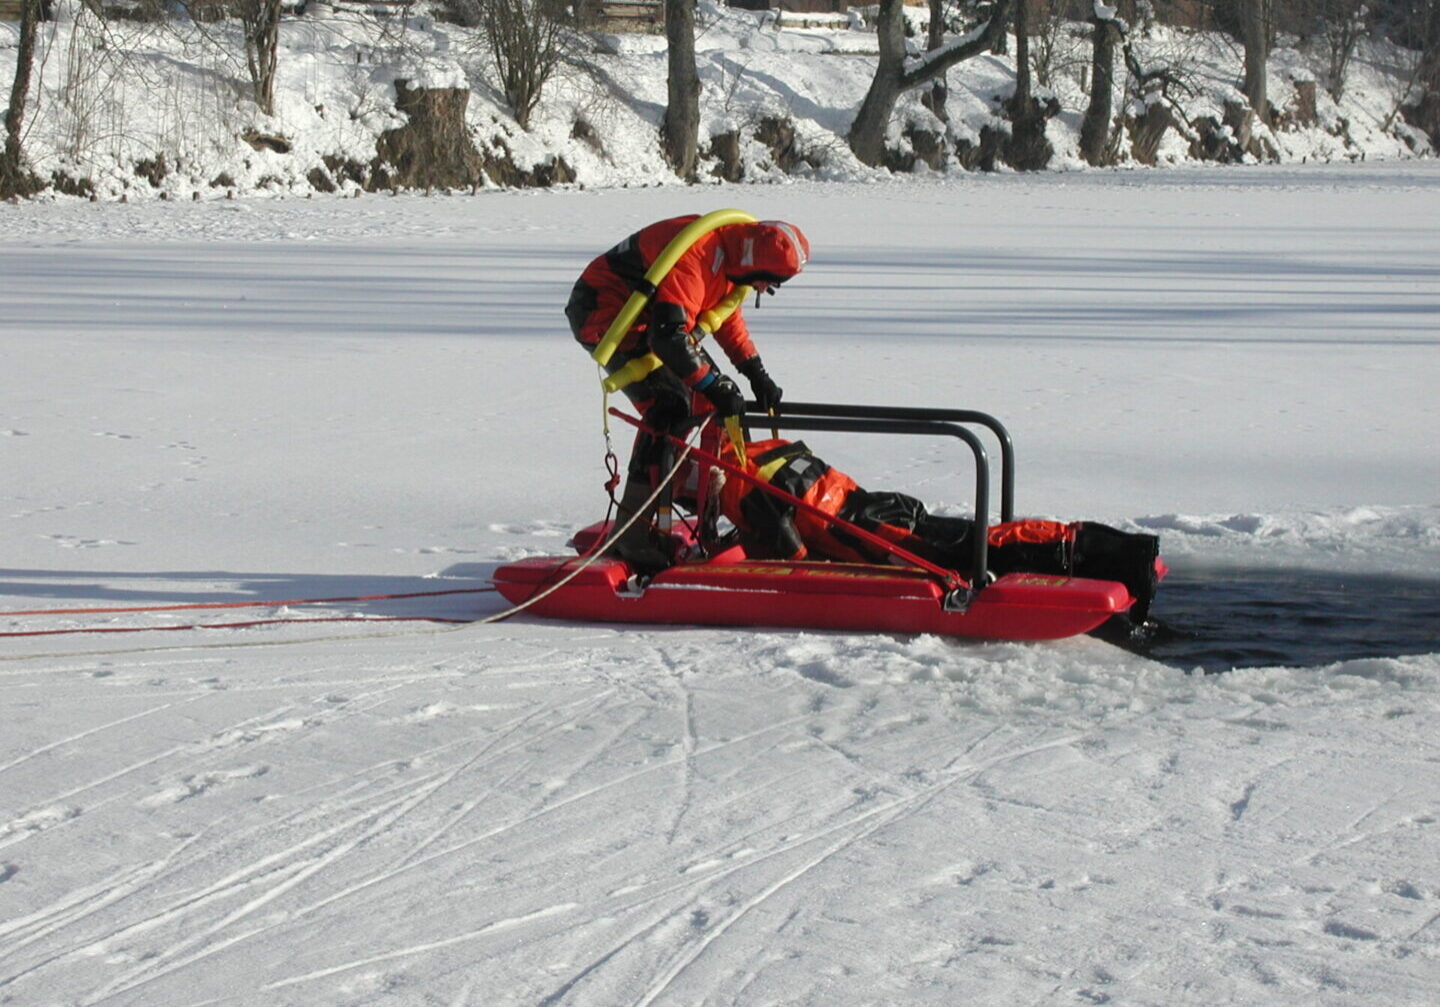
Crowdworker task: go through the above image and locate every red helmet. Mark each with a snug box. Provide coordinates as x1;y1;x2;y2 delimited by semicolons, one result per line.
721;220;810;286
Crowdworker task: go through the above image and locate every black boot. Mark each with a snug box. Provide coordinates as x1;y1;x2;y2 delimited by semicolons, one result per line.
605;479;673;576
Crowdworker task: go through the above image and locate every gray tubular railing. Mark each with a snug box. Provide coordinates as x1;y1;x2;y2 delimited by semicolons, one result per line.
736;409;991;584
762;401;1015;524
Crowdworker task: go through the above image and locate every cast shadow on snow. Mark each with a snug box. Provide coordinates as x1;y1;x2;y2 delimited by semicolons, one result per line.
801;248;1439;345
17;240;1435;346
812;245;1440;283
821;300;1439;345
0;244;581;341
0;565;510;621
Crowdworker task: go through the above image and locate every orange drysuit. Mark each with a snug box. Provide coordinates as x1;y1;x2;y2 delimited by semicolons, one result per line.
566;215;809;479
717;439;1160;621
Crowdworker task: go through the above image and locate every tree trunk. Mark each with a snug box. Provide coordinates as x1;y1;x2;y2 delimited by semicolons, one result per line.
922;0;948;122
1013;0;1031;107
1079;15;1123;166
1412;2;1440;142
242;0;282;117
848;0;909;166
1240;0;1268;124
662;0;700;180
1004;0;1052;170
1;0;41;198
848;0;1012;168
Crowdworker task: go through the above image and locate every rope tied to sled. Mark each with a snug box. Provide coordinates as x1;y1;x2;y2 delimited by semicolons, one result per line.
1;419;711;654
479;416;713;625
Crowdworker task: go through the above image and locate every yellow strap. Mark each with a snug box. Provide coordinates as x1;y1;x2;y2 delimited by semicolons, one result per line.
590;209;758;368
723;415;748;471
754;455;789;483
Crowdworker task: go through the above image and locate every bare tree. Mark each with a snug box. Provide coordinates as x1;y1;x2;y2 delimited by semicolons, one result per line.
998;0;1093;97
663;0;700;178
1027;0;1088;89
922;0;950;121
479;0;566;129
1363;0;1439;135
1079;7;1126;165
1295;0;1370;99
1014;0;1034;105
1115;17;1203;162
1004;0;1057;168
1403;0;1440;142
237;0;282;116
848;0;1013;167
1;0;42;197
1240;0;1270;123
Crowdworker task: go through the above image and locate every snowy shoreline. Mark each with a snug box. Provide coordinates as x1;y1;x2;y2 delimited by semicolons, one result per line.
3;1;1436;202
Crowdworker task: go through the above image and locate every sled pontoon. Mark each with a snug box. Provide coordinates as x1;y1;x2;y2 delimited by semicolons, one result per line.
491;403;1151;641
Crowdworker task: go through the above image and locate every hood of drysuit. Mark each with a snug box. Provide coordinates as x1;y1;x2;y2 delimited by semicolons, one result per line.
720;220;811;286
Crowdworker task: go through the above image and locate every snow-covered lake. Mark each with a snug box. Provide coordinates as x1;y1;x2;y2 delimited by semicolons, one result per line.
3;165;1439;1004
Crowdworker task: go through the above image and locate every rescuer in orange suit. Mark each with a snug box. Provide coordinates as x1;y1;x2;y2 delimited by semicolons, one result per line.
566;215;811;571
718;439;1162;624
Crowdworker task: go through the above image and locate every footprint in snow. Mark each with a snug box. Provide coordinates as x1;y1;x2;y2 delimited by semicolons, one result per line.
488;520;571;537
1323;919;1382;942
397;701;462;724
1386;880;1425;900
206;717;311;749
0;805;81;839
138;765;269;808
495;544;563;562
45;534;137;549
796;662;853;688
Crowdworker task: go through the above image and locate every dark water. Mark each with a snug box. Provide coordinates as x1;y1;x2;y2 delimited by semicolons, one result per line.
1100;567;1440;674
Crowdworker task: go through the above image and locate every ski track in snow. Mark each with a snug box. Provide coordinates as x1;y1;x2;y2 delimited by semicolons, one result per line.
1;172;1438;1004
1;628;1436;1005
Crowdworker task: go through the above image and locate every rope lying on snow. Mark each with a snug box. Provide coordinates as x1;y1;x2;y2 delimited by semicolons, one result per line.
0;421;706;650
0;587;498;619
0;587;496;638
0;613;472;636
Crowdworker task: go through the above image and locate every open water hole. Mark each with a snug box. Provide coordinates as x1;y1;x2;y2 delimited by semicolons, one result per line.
1109;566;1440;674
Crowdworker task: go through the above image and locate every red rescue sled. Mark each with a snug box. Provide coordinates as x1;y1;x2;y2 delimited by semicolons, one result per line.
495;537;1132;641
491;402;1158;641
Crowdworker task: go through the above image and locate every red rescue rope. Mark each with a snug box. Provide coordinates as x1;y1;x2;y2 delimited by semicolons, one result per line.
0;586;497;639
0;586;496;618
2;615;471;638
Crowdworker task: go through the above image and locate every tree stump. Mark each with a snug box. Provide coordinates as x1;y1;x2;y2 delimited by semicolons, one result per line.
371;80;486;191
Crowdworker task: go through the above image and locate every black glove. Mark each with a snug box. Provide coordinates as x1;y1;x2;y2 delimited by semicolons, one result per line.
698;373;746;420
738;356;783;413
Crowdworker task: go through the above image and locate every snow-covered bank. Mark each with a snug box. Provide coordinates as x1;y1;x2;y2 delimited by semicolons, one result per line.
1;2;1434;201
2;167;1438;1005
